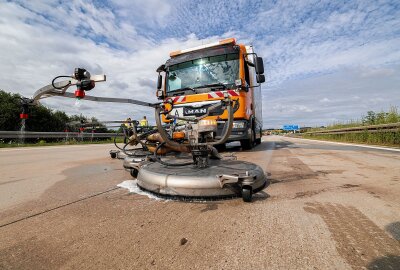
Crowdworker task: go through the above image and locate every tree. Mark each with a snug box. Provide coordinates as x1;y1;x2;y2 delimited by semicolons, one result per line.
0;90;116;136
363;111;376;125
386;106;399;123
0;90;23;131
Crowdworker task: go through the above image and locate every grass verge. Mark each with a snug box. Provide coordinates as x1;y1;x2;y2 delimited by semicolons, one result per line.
301;131;400;148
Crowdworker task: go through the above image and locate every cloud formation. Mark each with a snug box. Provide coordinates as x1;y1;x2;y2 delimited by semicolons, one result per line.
0;0;399;128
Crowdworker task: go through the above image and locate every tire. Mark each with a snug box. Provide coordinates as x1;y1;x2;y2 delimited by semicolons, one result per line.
255;128;262;145
130;168;139;178
240;128;254;150
110;152;117;159
215;143;226;152
242;186;253;202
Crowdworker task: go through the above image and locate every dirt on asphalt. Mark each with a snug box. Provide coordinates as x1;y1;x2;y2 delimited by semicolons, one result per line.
0;136;399;269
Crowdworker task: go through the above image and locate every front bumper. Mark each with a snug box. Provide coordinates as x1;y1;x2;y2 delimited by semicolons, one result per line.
216;120;250;142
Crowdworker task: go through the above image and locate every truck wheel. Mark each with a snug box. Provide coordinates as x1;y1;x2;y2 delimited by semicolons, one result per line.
255;129;262;145
240;128;254;150
110;152;117;159
215;143;226;152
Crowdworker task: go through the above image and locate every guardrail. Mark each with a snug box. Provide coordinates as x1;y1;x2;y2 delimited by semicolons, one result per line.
0;131;124;139
304;122;400;135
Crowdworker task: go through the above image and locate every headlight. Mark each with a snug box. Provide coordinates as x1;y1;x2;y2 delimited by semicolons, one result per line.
232;121;246;129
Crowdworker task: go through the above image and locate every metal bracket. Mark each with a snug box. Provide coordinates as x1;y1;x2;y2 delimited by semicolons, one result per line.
217;171;257;188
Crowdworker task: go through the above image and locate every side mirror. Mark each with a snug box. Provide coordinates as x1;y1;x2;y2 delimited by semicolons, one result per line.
255;57;264;74
156;89;164;99
157;74;162;90
256;74;265;83
156;64;165;73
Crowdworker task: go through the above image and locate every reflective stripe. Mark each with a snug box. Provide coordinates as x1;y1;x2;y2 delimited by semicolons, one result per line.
228;90;239;96
171;96;186;103
207;92;224;98
207;90;239;99
170;90;239;104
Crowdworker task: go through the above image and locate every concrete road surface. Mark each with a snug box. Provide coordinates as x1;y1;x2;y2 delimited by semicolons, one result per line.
0;136;399;269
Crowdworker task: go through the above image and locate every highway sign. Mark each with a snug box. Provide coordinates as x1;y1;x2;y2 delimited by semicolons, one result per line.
283;125;299;131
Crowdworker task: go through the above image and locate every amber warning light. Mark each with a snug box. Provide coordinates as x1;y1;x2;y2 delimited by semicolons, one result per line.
170;38;236;57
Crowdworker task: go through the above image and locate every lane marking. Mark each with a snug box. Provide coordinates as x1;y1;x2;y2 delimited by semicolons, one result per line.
286;137;400;153
0;144;113;152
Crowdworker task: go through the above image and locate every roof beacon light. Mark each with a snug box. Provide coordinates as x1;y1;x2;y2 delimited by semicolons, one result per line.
170;38;236;57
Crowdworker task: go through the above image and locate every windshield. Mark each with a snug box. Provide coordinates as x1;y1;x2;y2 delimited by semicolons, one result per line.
167;53;239;92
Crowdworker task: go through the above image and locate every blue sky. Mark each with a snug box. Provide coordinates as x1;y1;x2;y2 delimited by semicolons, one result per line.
0;0;399;128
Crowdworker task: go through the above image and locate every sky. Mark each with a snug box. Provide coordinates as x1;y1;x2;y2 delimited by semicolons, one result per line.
0;0;399;128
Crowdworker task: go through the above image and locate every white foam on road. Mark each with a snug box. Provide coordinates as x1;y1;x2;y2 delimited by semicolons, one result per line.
117;180;167;201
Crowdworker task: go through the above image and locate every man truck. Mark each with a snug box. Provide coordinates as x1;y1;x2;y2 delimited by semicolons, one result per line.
155;38;265;150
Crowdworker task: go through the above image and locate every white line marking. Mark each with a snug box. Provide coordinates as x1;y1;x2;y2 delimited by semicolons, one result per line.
287;137;400;152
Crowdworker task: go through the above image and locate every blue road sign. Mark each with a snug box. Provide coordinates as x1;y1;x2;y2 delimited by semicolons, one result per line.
283;125;299;131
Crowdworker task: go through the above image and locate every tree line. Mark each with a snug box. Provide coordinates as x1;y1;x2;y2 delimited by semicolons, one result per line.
0;90;110;133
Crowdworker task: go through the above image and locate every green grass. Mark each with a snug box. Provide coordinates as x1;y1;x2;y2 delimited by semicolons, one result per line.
302;131;400;147
311;106;400;131
301;107;400;147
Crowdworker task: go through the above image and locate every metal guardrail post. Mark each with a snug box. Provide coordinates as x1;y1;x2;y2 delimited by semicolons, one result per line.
0;131;125;139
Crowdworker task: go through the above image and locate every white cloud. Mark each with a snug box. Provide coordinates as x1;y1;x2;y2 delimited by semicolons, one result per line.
0;2;230;123
263;65;400;127
111;0;171;27
320;98;330;103
0;0;399;129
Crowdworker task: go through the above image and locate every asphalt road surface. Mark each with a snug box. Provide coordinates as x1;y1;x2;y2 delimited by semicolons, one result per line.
0;136;399;269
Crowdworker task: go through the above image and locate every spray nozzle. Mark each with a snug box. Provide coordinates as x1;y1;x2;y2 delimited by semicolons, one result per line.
19;98;32;119
73;69;96;101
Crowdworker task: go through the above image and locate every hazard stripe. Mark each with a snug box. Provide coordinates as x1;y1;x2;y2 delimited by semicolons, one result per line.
207;92;219;98
208;91;224;98
171;96;186;103
171;90;238;102
177;96;186;103
228;90;239;96
207;90;239;99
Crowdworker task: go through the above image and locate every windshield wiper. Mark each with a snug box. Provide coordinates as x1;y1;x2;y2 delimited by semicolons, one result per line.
169;87;196;93
194;83;227;90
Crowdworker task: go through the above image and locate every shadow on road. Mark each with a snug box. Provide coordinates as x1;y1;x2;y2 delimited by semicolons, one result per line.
367;254;400;269
386;221;400;241
252;190;270;202
222;140;281;153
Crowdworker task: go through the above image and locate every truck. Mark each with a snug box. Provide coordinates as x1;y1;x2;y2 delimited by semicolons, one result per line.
155;38;265;150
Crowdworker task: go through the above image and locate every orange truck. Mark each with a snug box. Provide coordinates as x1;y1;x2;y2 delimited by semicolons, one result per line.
155;38;265;149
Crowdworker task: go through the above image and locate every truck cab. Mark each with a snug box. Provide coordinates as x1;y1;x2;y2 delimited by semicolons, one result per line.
156;38;265;149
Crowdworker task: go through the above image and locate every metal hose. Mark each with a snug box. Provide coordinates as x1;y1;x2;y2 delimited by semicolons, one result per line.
153;142;194;167
154;98;234;147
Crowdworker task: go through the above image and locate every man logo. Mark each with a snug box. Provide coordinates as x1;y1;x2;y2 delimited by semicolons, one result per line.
183;107;207;116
